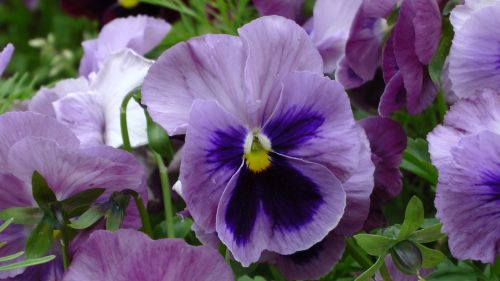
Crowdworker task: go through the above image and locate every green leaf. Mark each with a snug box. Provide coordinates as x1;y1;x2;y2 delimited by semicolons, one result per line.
31;171;57;210
354;234;396;256
68;206;106;230
400;138;438;184
60;188;105;217
237;276;266;281
25;216;54;259
354;255;385;281
0;218;14;233
416;243;446;268
429;18;453;84
105;204;125;231
0;255;56;271
398;196;425;240
0;251;24;262
146;114;174;161
409;223;445;243
0;207;43;225
390;240;422;275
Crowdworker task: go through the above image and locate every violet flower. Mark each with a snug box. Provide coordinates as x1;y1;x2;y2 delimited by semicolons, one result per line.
379;0;441;116
0;44;14;77
63;229;233;281
252;0;304;21
428;89;500;263
0;112;147;280
143;16;371;265
448;1;500;99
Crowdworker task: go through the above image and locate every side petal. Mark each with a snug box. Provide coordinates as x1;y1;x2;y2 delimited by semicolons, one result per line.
378;72;406;117
0;43;14;76
181;100;247;232
142;34;248;135
239;16;323;125
216;154;346;266
413;0;442;64
263;72;360;181
91;49;152;148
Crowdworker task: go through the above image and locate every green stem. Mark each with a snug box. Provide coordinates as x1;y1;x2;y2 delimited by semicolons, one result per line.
346;238;373;270
269;264;286;281
59;228;71;270
133;194;153;237
380;261;393;281
224;248;231;264
120;92;134;152
154;152;175;238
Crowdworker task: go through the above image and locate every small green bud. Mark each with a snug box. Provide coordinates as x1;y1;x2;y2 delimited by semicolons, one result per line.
390;240;423;275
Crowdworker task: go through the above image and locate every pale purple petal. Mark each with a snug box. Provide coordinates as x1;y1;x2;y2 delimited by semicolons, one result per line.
142;34;248;135
79;15;170;76
216;154;346;266
448;3;500;98
63;229;233;281
253;0;304;20
0;43;14;76
450;0;500;32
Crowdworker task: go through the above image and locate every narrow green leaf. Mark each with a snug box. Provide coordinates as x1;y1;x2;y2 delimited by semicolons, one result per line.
409;223;445;243
416;243;446;268
60;188;105;217
0;218;14;233
68;206;106;230
106;205;125;231
0;251;24;262
31;171;57;209
0;207;43;225
354;255;385;281
0;255;56;271
25;216;54;259
354;234;396;256
398;196;425;240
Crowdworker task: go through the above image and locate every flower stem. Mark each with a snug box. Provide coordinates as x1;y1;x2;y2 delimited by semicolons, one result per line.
153;152;175;238
269;264;286;281
133;194;153;237
346;238;373;270
60;238;70;270
380;260;393;281
120;92;135;152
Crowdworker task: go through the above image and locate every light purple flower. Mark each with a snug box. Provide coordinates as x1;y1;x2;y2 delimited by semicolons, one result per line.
448;1;500;99
63;229;233;281
379;0;441;116
30;50;152;148
428;89;500;263
79;15;170;77
143;16;370;265
0;43;14;77
0;111;147;280
252;0;304;20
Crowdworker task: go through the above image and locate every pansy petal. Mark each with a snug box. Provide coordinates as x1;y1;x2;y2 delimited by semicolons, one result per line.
7;137;144;200
0;233;28;278
273;233;346;280
253;0;304;19
7;257;64;281
53;92;105;147
436;131;500;263
449;4;500;98
239;16;323;125
263;72;360;181
0;112;80;167
91;49;152;148
79;15;170;76
450;0;500;32
413;0;442;64
0;43;14;76
142;34;248;135
335;57;365;89
0;172;31;210
216;154;346;265
63;229;233;281
379;72;406;116
29;78;90;117
181;100;247;232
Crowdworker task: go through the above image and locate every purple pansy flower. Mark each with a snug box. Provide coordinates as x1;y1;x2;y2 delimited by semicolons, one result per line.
63;229;233;281
379;0;441;116
335;0;397;89
0;112;146;280
428;89;500;263
448;1;500;99
30;50;152;148
252;0;304;20
79;15;170;77
0;43;14;77
143;16;370;265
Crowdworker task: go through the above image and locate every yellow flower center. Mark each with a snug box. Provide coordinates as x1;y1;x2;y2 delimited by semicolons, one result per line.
118;0;140;9
244;131;272;173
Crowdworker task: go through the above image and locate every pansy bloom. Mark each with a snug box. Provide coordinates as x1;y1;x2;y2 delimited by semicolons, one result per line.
143;16;370;265
0;43;14;77
448;1;500;99
379;0;441;116
428;89;500;263
252;0;304;21
0;112;146;280
63;229;233;281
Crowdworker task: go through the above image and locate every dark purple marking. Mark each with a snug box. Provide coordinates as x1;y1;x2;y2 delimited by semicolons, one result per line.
478;171;500;202
263;106;325;153
205;125;246;172
286;238;325;265
225;154;324;246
